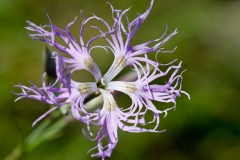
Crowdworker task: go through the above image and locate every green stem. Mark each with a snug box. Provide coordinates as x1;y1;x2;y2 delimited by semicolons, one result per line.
3;146;22;160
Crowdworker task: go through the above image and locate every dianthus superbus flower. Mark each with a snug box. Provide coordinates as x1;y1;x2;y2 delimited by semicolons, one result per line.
13;0;189;159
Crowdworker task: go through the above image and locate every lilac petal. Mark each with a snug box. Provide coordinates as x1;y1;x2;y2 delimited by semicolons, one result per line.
32;106;59;127
26;15;103;82
118;121;165;133
129;0;154;27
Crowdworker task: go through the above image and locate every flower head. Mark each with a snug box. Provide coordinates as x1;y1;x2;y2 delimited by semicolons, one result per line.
14;0;189;159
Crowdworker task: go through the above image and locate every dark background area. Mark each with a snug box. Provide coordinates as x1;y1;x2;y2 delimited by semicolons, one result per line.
1;0;240;159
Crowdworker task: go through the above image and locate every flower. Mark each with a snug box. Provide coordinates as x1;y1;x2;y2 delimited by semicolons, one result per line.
14;0;189;159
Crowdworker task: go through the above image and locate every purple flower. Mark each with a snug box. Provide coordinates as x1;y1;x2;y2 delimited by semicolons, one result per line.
14;0;189;159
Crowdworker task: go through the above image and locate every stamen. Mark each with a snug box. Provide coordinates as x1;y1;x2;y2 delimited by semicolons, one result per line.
101;78;106;86
97;78;106;89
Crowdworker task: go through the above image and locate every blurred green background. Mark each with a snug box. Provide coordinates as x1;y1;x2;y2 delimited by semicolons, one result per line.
1;0;240;159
